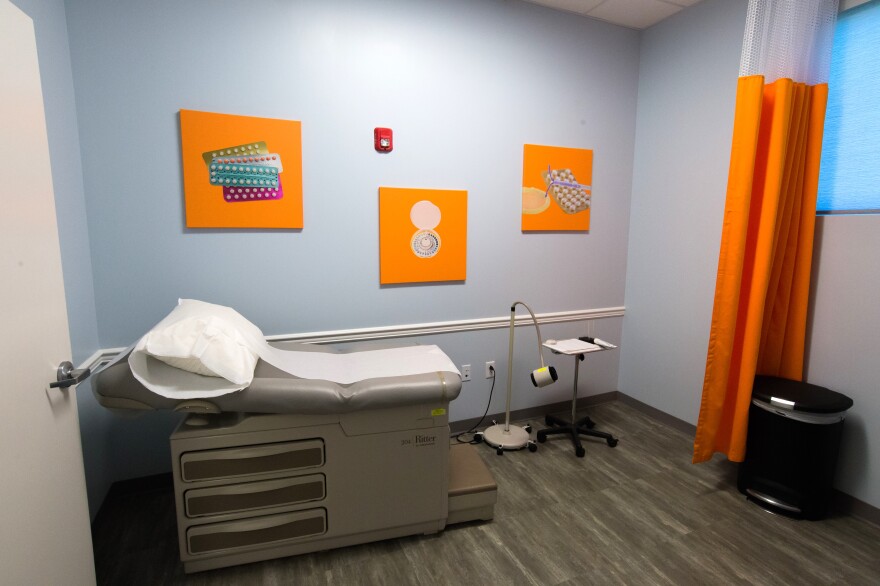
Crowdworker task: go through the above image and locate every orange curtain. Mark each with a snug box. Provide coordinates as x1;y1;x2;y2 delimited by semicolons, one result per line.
693;75;829;464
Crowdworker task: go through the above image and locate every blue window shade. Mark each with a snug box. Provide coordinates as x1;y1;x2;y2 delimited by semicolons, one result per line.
817;0;880;213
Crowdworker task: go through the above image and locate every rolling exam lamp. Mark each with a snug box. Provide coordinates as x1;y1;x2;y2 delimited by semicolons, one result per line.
481;301;557;454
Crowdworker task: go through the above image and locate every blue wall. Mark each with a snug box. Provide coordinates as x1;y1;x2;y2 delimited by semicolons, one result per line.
619;0;745;423
65;0;638;348
60;0;641;511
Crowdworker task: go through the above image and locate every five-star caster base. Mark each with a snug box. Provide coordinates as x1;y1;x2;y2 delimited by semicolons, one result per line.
537;414;618;458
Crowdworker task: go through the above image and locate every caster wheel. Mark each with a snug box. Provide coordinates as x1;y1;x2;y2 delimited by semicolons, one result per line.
585;418;596;429
528;442;538;453
607;438;619;447
524;424;533;434
544;415;554;426
474;432;484;444
537;431;547;443
575;446;585;458
496;447;504;456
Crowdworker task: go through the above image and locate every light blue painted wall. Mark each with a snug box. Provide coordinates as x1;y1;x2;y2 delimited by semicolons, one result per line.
806;215;880;510
619;0;746;422
65;0;639;349
11;0;107;519
62;0;640;493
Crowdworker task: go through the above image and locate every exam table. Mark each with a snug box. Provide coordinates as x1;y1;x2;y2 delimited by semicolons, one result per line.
93;341;497;573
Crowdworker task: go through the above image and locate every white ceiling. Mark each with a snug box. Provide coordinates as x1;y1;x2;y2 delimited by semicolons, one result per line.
522;0;702;30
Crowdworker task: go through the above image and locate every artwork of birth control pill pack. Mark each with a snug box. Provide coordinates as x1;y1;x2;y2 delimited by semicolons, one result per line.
202;141;284;203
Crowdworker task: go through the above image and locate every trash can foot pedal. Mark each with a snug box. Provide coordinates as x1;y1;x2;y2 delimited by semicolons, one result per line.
745;488;801;514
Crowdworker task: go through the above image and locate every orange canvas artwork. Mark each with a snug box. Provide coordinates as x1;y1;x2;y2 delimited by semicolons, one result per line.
379;187;467;284
521;144;592;231
180;109;303;228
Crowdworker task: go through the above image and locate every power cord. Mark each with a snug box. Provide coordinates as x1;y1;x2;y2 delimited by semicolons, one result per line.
452;365;496;444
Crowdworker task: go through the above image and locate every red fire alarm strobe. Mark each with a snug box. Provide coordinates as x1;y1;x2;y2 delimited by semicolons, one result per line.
374;127;393;152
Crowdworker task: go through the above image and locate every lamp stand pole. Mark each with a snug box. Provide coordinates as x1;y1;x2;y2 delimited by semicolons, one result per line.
482;302;541;455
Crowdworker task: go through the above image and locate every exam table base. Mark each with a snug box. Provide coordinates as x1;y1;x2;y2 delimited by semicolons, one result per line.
170;408;497;573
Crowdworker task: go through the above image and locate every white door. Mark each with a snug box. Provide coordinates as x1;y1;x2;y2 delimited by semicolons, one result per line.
0;1;96;584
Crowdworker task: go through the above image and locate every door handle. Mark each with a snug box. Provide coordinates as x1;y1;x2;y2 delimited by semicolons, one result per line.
50;361;91;389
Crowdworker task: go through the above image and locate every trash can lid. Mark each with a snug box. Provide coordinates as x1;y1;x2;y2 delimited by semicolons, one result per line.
753;375;854;414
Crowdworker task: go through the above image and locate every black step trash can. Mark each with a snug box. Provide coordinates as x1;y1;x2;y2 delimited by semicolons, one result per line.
738;375;854;520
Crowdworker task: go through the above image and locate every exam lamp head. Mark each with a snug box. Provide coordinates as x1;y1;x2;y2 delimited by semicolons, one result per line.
531;365;558;388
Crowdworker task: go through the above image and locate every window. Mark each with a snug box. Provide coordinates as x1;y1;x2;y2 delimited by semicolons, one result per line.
817;0;880;213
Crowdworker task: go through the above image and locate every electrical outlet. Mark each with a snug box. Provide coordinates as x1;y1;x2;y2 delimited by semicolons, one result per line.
461;364;471;381
485;361;495;378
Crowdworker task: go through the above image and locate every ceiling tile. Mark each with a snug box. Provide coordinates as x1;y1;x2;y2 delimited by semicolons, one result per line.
522;0;605;17
587;0;683;29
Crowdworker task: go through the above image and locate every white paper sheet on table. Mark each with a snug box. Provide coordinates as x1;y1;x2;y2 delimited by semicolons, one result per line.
258;343;459;384
128;299;460;399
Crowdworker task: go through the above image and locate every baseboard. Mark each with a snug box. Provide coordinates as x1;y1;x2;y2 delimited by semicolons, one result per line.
832;490;880;526
615;392;697;436
450;391;619;434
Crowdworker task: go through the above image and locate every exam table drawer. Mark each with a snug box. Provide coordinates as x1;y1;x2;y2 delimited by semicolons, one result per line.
187;509;327;555
180;440;324;482
185;475;326;518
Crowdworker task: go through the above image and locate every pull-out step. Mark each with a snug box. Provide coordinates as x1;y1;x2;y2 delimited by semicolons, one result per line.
447;443;497;525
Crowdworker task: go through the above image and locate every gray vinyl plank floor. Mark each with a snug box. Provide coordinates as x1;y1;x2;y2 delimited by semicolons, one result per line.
92;400;880;585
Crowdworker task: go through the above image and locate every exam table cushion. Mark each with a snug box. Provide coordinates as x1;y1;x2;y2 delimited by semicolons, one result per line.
94;341;462;414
